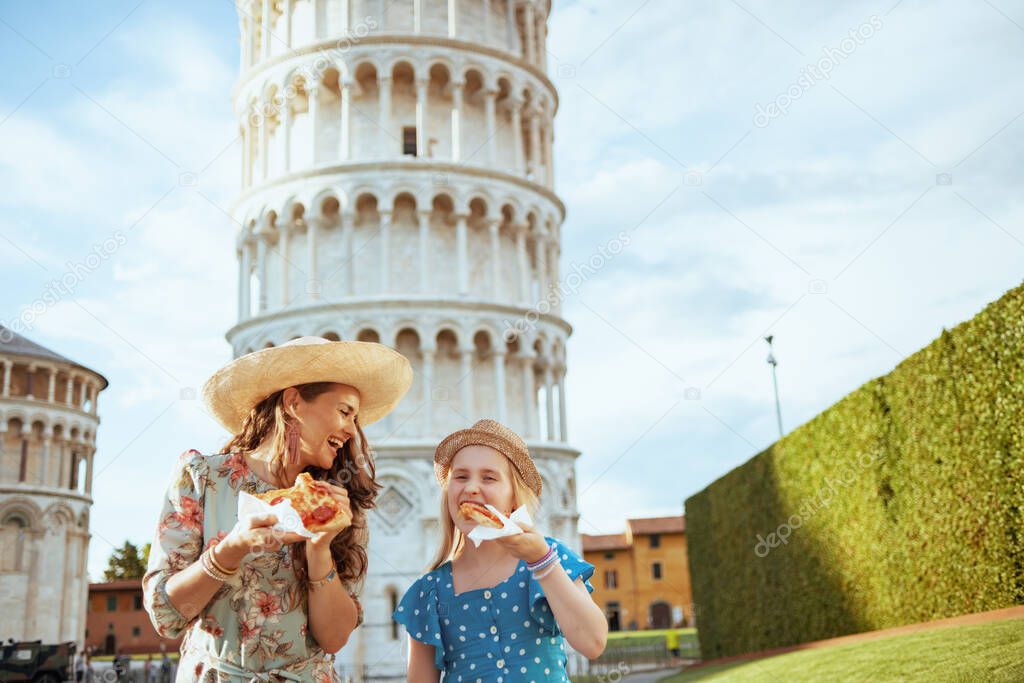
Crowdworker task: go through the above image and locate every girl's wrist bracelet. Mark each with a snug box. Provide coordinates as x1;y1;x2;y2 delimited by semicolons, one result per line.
526;545;555;571
532;558;561;580
309;567;337;590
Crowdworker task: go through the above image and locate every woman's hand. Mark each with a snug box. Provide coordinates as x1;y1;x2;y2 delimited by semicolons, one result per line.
216;513;308;569
306;482;354;555
494;521;550;564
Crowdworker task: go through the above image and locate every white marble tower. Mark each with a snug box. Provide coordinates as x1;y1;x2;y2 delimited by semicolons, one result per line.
0;325;106;645
228;1;575;678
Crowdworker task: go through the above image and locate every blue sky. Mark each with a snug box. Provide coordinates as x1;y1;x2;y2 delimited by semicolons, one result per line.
2;0;1023;579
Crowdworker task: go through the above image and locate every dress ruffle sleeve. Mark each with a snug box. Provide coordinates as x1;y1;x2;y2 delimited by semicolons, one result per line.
392;572;446;672
528;536;596;636
141;448;210;638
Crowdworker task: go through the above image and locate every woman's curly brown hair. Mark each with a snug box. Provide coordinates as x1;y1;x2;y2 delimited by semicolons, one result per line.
220;382;381;588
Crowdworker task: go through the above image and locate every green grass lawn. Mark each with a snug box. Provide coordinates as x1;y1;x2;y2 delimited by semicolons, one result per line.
659;617;1024;682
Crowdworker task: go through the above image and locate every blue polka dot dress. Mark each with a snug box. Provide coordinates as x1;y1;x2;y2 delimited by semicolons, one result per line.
393;536;595;682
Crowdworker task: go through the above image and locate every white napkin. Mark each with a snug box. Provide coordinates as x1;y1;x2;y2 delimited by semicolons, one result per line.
237;490;317;539
466;504;533;547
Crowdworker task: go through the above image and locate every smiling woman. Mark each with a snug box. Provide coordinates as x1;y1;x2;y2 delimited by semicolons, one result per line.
140;336;412;682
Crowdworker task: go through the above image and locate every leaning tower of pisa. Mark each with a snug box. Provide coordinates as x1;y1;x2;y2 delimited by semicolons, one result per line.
229;1;574;678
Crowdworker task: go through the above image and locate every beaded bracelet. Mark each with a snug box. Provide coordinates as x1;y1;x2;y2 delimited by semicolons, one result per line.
208;543;238;576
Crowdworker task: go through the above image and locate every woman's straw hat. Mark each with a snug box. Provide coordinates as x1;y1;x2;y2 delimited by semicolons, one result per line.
434;419;542;496
202;336;413;434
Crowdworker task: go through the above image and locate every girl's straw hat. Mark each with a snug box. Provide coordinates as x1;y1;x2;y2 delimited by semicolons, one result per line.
202;336;413;434
434;419;542;496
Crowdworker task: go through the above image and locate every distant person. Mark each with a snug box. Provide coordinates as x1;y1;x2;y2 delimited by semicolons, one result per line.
159;653;172;683
144;654;153;683
666;629;681;663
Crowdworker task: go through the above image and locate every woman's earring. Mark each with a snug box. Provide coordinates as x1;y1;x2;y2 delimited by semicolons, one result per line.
285;420;301;465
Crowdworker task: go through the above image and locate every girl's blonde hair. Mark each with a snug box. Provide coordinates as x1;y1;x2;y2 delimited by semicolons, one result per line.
428;453;540;570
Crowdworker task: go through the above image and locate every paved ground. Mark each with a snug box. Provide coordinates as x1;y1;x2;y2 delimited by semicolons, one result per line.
621;667;684;683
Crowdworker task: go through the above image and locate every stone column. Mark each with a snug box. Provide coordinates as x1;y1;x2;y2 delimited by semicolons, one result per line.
340;78;353;161
379;209;392;293
26;364;34;399
450;79;464;162
308;84;321;164
545;110;555;187
341;210;355;296
379;75;392;156
488;220;501;300
493;348;507;423
455;213;469;295
41;427;52;487
85;445;95;495
47;367;56;402
413;0;422;33
240;234;253;317
535;228;549;299
515;224;530;304
524;1;536;64
341;0;351;32
557;364;568;441
510;97;524;175
65;373;73;404
415;78;429;157
241;120;251;188
460;343;474;418
418;209;431;294
422;341;436;436
306;215;320;300
280;101;292;174
520;350;537;438
483;0;492;42
543;364;555;440
255;219;272;312
484;88;498;165
505;0;516;52
2;360;11;397
448;0;458;38
89;383;98;415
259;97;270;181
527;104;541;181
261;0;273;59
279;214;292;305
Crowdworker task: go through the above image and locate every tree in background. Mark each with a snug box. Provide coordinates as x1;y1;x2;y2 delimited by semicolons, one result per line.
103;541;151;580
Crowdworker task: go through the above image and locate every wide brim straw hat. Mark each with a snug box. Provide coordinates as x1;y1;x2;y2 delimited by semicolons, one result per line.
202;336;413;434
434;419;542;497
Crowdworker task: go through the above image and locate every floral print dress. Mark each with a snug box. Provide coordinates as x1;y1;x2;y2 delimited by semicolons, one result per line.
142;449;358;682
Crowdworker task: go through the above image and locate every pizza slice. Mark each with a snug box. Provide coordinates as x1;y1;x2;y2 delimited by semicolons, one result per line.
459;501;504;529
254;472;341;532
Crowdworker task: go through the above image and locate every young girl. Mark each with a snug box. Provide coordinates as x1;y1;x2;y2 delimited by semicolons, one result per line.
393;419;608;682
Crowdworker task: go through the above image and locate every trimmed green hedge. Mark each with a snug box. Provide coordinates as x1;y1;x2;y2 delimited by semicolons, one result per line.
686;282;1024;658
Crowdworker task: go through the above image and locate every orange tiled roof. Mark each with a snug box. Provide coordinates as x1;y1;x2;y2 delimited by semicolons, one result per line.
581;533;630;551
627;515;685;535
88;579;142;591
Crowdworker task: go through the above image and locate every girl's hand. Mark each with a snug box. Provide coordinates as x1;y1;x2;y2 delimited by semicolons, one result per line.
306;482;354;554
494;521;550;564
217;513;308;568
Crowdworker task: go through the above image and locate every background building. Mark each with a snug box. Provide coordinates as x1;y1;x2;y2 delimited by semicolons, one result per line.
0;325;107;645
583;515;694;631
86;579;183;655
228;1;572;678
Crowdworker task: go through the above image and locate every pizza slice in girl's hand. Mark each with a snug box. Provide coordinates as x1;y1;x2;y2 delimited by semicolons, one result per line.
254;472;342;532
459;501;504;529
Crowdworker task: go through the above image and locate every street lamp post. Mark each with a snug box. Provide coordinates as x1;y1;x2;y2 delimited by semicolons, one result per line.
765;335;783;438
